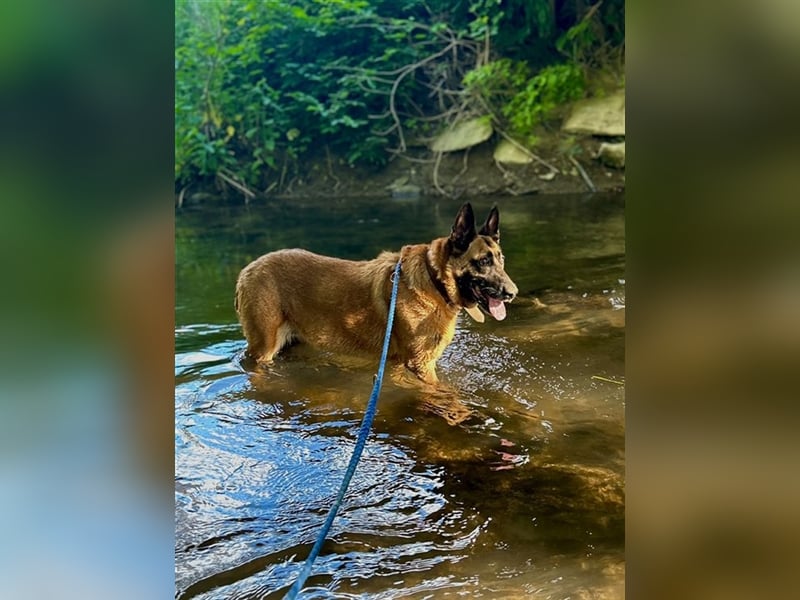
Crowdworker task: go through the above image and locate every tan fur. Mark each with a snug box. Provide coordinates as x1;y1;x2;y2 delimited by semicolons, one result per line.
235;206;516;384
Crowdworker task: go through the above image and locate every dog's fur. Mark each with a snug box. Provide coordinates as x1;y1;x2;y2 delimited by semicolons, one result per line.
235;203;518;384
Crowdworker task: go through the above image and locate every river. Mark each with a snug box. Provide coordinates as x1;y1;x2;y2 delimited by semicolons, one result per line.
175;193;625;599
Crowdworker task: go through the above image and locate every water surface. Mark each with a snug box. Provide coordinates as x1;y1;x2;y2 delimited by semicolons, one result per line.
175;194;625;599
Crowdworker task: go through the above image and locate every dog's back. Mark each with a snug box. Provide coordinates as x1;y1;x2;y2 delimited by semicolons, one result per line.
235;249;398;362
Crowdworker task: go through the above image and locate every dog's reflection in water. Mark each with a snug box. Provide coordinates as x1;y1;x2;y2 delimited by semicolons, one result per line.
239;349;479;428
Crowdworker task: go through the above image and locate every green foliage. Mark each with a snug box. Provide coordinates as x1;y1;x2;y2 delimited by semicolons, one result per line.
463;58;530;105
176;0;385;189
464;60;585;145
175;0;623;194
504;63;584;143
556;0;626;68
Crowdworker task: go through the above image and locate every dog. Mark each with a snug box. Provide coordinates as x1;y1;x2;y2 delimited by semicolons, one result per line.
235;202;518;384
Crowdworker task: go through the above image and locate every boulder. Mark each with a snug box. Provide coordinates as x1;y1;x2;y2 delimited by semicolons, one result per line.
493;139;533;164
430;117;493;152
386;175;421;199
562;92;625;136
597;141;625;169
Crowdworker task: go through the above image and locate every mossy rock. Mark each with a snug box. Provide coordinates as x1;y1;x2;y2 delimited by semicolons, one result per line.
493;139;533;164
430;118;493;152
562;92;625;136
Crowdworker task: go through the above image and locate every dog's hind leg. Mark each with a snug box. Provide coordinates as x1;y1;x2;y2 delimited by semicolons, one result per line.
245;317;294;365
237;293;290;365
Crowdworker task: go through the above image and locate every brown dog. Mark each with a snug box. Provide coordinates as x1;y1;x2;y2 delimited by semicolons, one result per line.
235;203;518;384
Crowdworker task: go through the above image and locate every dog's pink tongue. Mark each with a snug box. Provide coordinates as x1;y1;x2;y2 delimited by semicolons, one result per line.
488;297;506;320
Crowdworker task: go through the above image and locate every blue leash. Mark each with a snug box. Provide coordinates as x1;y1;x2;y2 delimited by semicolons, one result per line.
283;260;402;599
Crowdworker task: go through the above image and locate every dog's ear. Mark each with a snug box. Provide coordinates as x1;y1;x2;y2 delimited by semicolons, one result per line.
450;202;476;252
478;205;500;241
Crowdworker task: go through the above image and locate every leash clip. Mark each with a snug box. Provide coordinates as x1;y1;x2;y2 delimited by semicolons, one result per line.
390;260;402;282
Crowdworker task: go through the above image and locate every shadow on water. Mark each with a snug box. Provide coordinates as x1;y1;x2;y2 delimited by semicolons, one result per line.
175;193;625;599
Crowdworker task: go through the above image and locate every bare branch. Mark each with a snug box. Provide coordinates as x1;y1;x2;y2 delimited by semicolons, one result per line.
495;127;561;174
218;169;256;202
569;155;596;192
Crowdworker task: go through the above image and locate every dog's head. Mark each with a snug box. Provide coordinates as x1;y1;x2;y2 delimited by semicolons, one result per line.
448;203;518;321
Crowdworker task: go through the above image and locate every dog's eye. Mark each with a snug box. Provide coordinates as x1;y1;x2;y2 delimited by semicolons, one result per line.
479;255;492;267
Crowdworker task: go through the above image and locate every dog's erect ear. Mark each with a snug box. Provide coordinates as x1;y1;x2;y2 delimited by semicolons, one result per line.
478;205;500;241
450;202;477;252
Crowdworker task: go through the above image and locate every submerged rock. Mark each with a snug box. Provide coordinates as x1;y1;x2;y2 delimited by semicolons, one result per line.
430;117;493;152
562;91;625;136
386;174;421;199
391;184;421;199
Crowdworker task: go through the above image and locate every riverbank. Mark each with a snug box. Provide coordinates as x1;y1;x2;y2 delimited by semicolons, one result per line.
178;132;623;205
177;89;625;205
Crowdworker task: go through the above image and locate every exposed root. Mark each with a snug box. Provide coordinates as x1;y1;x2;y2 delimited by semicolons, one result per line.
432;150;448;197
451;146;471;184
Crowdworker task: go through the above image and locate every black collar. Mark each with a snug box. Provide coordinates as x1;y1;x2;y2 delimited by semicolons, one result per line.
425;256;454;306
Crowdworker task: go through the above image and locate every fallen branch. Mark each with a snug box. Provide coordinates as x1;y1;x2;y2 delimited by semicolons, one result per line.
218;169;256;202
569;155;596;192
325;145;342;191
177;184;188;208
494;128;561;174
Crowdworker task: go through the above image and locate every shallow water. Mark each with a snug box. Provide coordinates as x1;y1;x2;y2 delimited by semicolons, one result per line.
175;194;625;599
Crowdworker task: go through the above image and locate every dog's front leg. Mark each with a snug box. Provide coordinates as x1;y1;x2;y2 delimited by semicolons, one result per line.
406;359;439;385
393;362;477;426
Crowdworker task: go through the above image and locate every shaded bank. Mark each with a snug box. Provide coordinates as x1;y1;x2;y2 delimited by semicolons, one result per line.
175;1;625;205
177;128;624;205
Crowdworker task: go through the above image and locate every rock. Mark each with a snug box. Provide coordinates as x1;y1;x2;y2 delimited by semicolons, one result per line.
185;191;215;205
430;117;493;152
387;174;421;199
597;141;625;168
562;91;625;136
493;139;533;164
386;175;408;189
391;184;421;199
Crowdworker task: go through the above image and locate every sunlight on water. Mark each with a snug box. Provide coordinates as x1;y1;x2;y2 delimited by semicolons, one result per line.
175;194;624;599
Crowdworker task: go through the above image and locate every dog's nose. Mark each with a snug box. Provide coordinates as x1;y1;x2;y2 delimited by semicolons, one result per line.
502;281;518;301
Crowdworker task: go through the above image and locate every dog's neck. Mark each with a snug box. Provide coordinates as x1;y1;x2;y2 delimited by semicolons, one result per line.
424;248;455;306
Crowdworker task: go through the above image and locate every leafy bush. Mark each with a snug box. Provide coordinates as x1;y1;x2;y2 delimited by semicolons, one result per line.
503;63;585;143
464;60;584;145
175;0;622;195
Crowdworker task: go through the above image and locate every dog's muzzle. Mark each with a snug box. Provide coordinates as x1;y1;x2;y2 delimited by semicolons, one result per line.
500;288;516;302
